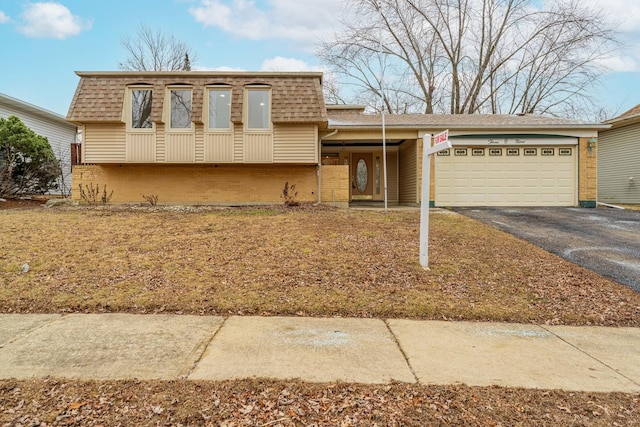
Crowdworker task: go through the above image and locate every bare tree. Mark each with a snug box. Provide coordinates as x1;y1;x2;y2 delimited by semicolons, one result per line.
119;24;197;71
319;0;619;117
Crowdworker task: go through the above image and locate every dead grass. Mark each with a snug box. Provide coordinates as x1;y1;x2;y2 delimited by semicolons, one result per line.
1;378;638;426
1;205;639;325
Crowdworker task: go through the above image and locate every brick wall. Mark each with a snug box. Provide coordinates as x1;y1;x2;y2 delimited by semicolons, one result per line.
578;137;597;207
72;164;318;205
321;165;349;208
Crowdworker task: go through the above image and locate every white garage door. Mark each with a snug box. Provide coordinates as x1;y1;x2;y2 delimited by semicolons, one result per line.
435;145;576;207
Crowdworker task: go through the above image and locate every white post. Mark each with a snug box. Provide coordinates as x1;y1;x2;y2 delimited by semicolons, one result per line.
419;134;431;268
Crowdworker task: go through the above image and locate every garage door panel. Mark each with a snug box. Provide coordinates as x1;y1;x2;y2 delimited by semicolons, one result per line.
435;145;576;207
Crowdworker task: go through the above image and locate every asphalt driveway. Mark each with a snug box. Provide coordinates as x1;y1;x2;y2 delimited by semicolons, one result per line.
454;207;640;292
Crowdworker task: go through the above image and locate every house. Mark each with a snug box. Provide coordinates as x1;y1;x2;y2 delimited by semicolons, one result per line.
1;93;77;195
67;71;606;208
597;105;640;205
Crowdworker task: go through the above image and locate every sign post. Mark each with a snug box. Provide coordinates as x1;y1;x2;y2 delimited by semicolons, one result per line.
420;130;451;269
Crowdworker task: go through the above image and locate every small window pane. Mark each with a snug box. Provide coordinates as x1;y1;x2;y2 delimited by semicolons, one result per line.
489;148;502;156
171;89;192;128
131;89;152;129
541;148;554;156
248;89;269;129
524;148;537;156
507;148;519;156
559;148;572;156
472;148;484;156
454;148;467;156
209;88;231;129
437;149;450;156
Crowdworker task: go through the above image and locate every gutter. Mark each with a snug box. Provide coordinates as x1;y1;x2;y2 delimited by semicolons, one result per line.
318;129;339;203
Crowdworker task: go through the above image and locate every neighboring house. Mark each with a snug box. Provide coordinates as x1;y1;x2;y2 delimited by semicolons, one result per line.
0;93;77;195
67;71;606;208
598;105;640;205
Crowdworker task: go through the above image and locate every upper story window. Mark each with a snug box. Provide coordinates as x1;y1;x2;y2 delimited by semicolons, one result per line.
246;87;270;130
169;88;192;129
208;87;231;130
130;88;153;129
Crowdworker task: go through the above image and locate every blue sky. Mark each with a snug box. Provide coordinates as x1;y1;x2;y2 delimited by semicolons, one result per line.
0;0;639;119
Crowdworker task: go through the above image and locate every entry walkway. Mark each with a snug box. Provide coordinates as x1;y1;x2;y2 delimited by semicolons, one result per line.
1;314;638;393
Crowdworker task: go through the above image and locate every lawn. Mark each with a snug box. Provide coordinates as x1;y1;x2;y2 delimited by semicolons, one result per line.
1;204;639;325
1;203;639;426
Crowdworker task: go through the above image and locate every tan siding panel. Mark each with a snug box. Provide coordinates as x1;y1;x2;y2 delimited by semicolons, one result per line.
244;133;273;162
156;124;165;162
83;124;126;163
399;139;418;204
126;133;156;162
273;125;317;163
234;123;243;163
195;124;205;163
387;152;399;202
165;133;195;162
204;133;234;162
598;124;640;203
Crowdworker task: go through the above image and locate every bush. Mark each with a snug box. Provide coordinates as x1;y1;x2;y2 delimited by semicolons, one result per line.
0;116;61;197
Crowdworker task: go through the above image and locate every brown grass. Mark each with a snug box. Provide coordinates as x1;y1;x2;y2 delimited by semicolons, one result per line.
1;378;638;426
1;205;639;326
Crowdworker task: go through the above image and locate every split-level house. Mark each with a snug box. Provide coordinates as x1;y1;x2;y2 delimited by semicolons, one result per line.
67;71;606;207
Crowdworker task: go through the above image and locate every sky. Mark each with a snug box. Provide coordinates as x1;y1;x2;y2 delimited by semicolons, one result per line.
0;0;639;119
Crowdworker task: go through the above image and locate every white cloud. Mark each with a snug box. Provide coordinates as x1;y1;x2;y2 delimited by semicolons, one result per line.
18;2;91;39
261;57;319;71
189;0;344;49
598;55;639;73
0;11;9;24
581;0;640;33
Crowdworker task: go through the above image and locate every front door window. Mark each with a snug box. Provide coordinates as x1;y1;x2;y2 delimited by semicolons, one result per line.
351;153;373;200
356;159;368;192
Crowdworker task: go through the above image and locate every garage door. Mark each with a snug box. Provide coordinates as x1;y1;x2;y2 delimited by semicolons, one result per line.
435;145;576;207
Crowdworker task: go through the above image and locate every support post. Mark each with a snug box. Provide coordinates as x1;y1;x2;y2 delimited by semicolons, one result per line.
419;134;431;268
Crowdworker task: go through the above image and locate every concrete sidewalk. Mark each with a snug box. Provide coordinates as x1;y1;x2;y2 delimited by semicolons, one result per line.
0;314;638;393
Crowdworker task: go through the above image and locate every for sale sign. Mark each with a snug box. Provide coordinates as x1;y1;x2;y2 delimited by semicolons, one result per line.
434;129;449;146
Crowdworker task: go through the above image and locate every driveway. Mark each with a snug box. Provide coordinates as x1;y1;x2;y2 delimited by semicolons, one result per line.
454;207;640;292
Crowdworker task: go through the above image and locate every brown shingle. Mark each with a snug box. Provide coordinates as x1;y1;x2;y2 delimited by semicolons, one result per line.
67;72;328;126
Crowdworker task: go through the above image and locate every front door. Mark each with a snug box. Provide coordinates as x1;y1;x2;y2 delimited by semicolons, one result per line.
351;153;373;200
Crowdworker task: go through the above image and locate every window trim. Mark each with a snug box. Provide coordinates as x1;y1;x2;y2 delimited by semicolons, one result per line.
164;86;194;132
126;86;155;132
205;85;233;132
244;86;272;132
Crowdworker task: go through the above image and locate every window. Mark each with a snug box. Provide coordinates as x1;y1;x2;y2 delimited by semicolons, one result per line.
437;149;450;156
208;87;231;130
131;88;153;129
489;148;502;156
247;88;270;130
524;148;537;156
454;148;468;156
541;148;555;156
170;88;192;129
559;148;572;156
507;148;519;156
472;148;485;156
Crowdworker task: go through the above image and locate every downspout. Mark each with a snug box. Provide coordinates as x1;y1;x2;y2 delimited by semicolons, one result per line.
318;129;339;203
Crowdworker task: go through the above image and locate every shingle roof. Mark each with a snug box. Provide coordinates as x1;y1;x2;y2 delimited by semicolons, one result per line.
67;71;328;125
606;103;640;128
327;110;608;130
